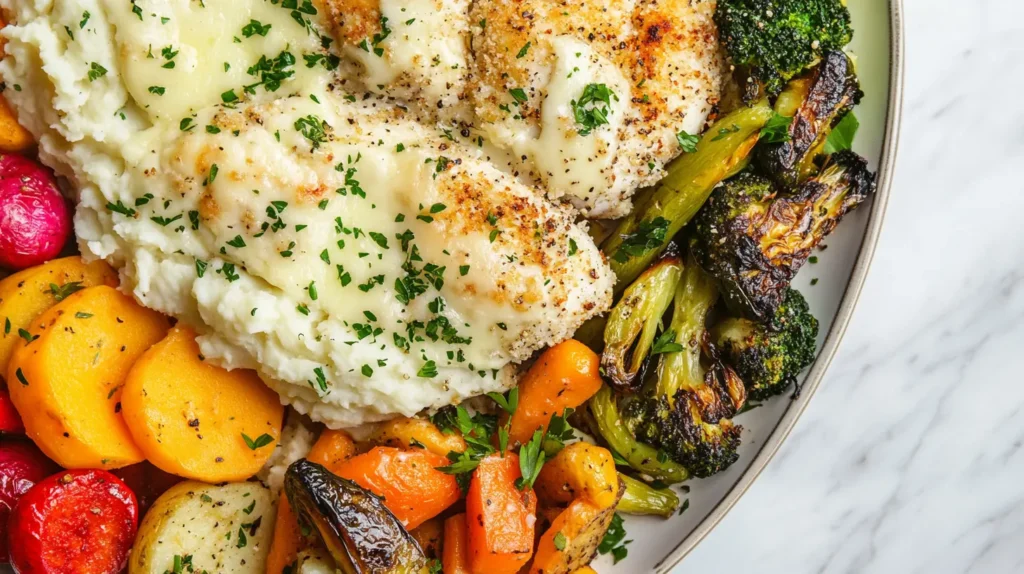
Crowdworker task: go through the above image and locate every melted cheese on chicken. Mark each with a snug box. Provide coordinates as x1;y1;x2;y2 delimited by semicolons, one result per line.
323;0;724;218
0;0;612;426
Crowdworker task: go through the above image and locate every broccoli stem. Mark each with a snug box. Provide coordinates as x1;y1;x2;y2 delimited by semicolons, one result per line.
656;256;718;401
601;255;684;390
589;385;689;484
616;473;681;517
602;100;774;293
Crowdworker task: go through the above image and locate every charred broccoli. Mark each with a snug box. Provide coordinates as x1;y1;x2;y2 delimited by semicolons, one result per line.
713;288;819;399
757;50;863;187
620;258;747;479
715;0;854;101
692;151;876;321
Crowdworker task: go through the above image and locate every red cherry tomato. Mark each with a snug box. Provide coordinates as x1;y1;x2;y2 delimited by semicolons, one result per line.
7;469;138;574
0;389;24;433
0;439;58;564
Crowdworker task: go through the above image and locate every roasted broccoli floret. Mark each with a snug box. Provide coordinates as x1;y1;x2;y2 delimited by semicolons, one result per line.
756;51;863;187
620;258;747;479
713;288;819;399
692;151;876;321
715;0;854;101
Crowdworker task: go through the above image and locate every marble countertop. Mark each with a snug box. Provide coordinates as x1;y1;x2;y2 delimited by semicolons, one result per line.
679;1;1024;572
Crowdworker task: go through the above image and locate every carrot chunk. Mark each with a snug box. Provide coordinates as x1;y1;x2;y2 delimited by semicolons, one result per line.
443;513;472;574
506;341;602;447
331;446;460;530
466;453;537;574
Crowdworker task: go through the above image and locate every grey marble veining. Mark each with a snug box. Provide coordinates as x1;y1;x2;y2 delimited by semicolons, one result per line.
678;0;1024;572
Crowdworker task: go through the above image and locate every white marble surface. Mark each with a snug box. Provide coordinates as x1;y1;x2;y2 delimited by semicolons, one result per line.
678;1;1024;572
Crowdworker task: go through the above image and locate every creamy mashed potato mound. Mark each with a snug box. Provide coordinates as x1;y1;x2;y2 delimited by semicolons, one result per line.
1;0;613;426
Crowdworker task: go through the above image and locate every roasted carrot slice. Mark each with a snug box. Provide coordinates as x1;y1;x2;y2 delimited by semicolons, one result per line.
331;446;460;530
466;453;537;574
443;513;472;574
505;341;602;447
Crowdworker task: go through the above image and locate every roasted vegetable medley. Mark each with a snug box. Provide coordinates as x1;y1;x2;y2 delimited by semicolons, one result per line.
0;0;876;572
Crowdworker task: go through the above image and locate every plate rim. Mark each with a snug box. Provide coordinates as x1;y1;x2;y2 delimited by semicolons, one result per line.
654;1;906;571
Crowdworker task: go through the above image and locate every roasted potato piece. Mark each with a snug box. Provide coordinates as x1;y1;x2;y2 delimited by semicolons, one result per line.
128;481;276;574
284;459;430;574
535;442;619;510
366;417;466;457
530;481;625;574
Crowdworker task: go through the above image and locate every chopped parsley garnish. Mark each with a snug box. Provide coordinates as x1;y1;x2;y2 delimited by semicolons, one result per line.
676;130;700;153
242;19;272;38
242;433;274;450
106;200;137;218
711;124;741;141
651;329;683;355
515;429;545;490
508;88;528;104
245;51;296;94
759;113;793;143
417;360;438;378
49;281;85;301
87;62;107;82
610;216;670;263
294;115;329;149
571;83;617;136
516;42;531;58
598;513;630;563
568;238;578;256
148;86;165;95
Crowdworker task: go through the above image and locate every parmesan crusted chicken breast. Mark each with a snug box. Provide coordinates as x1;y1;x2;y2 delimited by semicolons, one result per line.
323;0;724;218
470;0;725;218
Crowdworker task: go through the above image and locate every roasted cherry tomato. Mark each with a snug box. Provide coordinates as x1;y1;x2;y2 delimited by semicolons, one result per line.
0;439;57;564
7;469;138;573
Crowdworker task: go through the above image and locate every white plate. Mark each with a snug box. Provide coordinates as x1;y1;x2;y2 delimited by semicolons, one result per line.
597;1;905;572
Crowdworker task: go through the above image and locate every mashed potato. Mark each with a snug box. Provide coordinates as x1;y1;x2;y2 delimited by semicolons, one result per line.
0;0;612;427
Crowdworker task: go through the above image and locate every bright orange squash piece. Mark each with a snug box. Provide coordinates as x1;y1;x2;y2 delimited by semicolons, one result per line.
505;341;602;447
530;499;615;574
266;493;311;574
466;453;538;574
0;256;117;379
8;285;168;469
331;446;460;530
121;325;284;482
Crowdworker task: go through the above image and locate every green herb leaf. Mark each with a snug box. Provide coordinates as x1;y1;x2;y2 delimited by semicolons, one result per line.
651;329;684;355
610;216;669;263
824;112;860;154
241;433;274;450
759;113;793;143
676;130;699;153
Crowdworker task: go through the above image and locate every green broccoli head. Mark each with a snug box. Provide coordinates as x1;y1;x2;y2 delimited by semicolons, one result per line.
715;0;854;100
625;361;746;479
713;288;819;399
692;152;875;321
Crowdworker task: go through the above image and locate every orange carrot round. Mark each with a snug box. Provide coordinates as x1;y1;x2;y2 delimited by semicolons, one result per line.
466;453;537;574
121;325;284;482
443;513;471;574
331;446;460;530
506;340;602;447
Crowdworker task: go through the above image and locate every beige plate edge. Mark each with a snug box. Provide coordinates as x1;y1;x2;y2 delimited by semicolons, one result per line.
654;1;906;571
